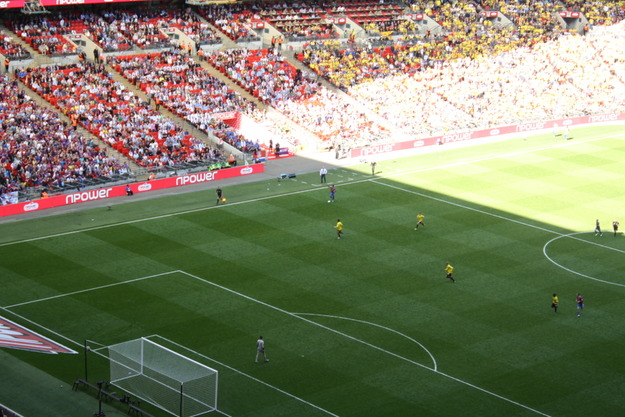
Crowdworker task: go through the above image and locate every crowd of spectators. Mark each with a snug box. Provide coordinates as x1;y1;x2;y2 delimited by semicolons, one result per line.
167;9;222;47
347;22;625;136
195;0;410;42
8;11;133;54
0;31;30;60
0;74;129;197
3;0;625;200
195;3;261;42
100;8;173;49
257;5;336;40
107;51;256;152
299;41;398;90
102;7;220;49
477;0;561;35
206;48;320;106
298;0;567;92
18;63;221;168
6;6;221;56
272;86;392;149
340;2;407;36
84;16;133;52
560;0;625;26
199;43;390;149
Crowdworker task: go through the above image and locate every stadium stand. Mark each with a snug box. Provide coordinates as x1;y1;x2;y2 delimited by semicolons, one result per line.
0;31;30;60
106;51;257;153
18;63;222;169
1;0;625;203
0;74;131;198
195;2;262;42
205;48;320;105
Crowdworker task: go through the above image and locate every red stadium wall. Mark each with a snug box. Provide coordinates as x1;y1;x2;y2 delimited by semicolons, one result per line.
0;163;264;217
350;113;625;158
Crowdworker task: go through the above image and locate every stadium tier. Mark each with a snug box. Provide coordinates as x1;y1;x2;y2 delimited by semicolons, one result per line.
1;0;625;204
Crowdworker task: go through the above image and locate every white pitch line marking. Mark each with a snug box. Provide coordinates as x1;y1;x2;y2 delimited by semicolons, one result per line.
2;268;552;416
373;180;559;236
543;232;625;287
178;272;435;372
178;271;551;417
293;312;437;371
0;307;83;349
3;271;175;308
1;132;621;248
147;335;335;417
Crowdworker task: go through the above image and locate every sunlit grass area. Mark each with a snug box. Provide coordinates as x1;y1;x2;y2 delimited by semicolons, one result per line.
1;125;624;417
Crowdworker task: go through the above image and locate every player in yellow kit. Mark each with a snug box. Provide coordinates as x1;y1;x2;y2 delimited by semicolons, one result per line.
551;293;559;313
334;219;343;239
444;262;456;283
415;213;425;230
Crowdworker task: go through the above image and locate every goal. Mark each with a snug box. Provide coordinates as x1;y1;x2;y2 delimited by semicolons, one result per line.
107;337;218;417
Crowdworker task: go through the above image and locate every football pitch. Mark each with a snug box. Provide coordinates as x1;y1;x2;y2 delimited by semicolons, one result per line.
1;125;625;417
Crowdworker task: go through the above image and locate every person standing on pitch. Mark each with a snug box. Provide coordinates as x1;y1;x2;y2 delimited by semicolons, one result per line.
415;213;425;230
551;293;559;313
320;166;328;183
444;262;456;283
595;219;603;236
328;184;336;202
576;293;584;317
256;336;269;363
370;161;377;175
334;219;344;239
216;187;224;205
613;220;619;236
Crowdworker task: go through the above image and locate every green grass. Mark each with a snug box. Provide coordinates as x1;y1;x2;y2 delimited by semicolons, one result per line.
2;125;625;417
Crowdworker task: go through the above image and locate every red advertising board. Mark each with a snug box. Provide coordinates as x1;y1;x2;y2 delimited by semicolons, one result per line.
350;112;625;158
0;163;264;217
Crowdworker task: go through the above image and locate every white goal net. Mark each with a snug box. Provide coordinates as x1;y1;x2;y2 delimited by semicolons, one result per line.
107;337;218;417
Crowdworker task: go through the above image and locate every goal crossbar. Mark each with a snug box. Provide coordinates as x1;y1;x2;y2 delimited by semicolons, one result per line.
106;337;218;417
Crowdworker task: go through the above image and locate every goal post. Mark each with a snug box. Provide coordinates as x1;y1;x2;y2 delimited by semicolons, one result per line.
107;337;218;417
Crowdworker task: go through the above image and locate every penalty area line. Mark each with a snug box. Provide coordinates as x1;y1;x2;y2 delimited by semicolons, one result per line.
147;335;334;417
3;270;178;309
293;312;437;371
179;271;551;417
0;271;181;351
0;307;82;350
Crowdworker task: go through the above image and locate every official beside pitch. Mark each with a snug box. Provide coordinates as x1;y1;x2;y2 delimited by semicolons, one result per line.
320;166;328;183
